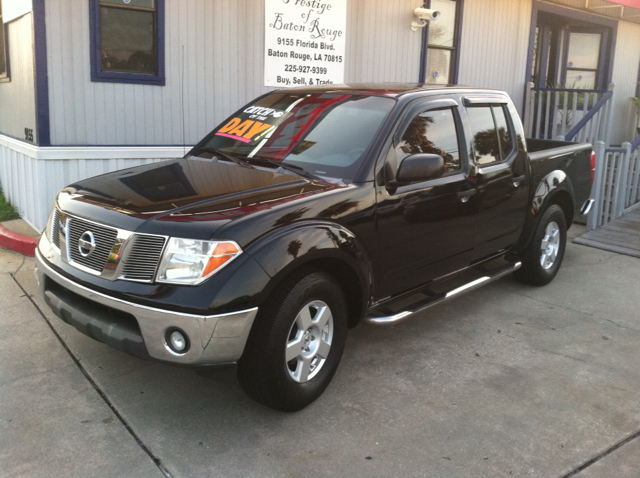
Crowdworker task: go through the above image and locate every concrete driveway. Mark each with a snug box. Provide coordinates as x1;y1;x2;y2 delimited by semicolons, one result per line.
2;224;640;478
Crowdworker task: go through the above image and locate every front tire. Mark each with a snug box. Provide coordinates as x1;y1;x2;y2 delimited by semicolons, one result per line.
514;204;567;286
238;270;348;412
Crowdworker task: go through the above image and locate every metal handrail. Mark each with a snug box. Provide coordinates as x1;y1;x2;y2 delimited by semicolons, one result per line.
565;91;614;141
524;82;614;145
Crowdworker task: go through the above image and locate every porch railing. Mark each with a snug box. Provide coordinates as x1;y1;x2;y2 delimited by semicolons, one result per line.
524;82;614;147
588;136;640;231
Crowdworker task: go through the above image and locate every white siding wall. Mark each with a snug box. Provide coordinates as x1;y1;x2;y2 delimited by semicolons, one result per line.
345;0;422;83
45;0;424;147
46;0;269;146
0;13;37;142
0;141;166;231
457;0;533;114
611;20;640;145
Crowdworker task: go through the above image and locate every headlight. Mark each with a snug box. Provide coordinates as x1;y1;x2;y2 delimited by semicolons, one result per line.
156;238;242;285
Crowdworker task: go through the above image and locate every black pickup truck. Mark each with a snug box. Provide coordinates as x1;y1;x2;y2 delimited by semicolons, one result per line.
36;85;594;411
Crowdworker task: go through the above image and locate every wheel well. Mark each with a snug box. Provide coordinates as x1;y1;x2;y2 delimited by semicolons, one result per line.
299;257;366;328
548;191;574;227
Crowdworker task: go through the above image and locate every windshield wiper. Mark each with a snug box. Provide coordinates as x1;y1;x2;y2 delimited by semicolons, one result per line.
193;147;324;181
248;157;324;181
194;147;253;168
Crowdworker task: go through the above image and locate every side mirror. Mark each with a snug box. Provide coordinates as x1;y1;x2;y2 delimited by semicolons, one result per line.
392;153;445;186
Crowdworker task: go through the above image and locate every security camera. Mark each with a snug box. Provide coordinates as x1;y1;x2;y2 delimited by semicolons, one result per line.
414;8;441;20
411;8;440;31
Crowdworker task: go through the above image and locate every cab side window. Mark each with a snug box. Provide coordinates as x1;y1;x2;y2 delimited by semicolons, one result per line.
395;108;461;174
467;105;515;165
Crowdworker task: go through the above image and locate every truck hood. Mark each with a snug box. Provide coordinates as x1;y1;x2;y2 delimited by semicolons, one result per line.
57;158;341;239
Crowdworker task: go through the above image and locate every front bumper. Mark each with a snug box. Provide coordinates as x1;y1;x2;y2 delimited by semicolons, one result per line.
35;250;258;366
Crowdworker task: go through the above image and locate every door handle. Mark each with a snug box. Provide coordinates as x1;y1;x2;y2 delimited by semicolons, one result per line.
511;175;526;187
457;189;476;202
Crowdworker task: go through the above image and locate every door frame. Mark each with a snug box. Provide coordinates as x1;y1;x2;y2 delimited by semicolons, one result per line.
526;1;618;91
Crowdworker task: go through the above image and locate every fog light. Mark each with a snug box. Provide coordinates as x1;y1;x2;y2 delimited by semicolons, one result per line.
165;329;189;354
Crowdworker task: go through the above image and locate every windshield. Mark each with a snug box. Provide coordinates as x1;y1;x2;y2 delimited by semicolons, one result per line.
190;92;395;180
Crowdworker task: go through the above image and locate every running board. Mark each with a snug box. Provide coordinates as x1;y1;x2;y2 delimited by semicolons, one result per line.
365;259;521;325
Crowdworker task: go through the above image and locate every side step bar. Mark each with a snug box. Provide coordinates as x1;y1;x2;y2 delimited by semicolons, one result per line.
365;260;521;325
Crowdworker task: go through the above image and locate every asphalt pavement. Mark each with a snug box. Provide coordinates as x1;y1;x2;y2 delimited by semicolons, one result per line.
2;223;640;478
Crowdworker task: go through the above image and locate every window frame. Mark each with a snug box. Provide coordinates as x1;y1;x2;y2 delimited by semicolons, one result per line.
394;106;463;177
561;27;607;91
418;0;464;85
465;104;517;168
0;2;10;82
384;98;468;194
89;0;165;86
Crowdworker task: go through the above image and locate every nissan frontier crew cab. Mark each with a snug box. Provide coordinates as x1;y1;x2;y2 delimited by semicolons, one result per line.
35;85;594;411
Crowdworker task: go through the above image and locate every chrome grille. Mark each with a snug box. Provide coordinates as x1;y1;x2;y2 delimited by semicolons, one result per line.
51;208;61;249
120;234;167;282
67;217;118;273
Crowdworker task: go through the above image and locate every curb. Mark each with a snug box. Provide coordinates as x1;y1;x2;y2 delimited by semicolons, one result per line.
0;225;38;256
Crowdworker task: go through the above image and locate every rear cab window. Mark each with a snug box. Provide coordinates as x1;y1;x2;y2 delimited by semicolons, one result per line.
466;104;516;166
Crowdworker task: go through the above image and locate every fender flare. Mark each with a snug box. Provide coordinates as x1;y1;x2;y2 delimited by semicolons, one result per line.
245;221;373;326
511;169;576;255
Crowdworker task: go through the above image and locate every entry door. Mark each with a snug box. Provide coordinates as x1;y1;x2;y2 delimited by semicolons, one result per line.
532;14;609;91
374;99;477;300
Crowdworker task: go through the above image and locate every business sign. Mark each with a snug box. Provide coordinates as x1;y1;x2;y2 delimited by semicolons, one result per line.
264;0;347;88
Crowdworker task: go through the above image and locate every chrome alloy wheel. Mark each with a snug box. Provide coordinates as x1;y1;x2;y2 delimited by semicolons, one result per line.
286;300;334;383
540;221;560;270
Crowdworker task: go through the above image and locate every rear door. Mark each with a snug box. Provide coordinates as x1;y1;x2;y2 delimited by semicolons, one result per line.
460;97;529;262
374;97;478;300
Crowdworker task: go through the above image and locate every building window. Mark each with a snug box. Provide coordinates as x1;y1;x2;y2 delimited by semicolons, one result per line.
420;0;462;84
0;2;9;81
564;31;602;90
89;0;165;85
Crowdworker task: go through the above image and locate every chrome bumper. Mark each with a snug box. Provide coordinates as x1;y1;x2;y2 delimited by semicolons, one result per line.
35;249;258;366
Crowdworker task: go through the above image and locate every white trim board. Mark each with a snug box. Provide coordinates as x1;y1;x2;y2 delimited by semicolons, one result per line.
0;135;191;160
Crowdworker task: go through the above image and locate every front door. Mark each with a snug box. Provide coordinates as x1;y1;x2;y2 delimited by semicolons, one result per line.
531;12;610;91
374;98;477;300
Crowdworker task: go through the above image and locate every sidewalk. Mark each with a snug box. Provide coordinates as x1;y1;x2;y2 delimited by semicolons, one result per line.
0;251;163;477
2;226;640;477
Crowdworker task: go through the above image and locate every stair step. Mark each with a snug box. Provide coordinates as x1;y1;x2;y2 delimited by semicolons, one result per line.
365;257;521;325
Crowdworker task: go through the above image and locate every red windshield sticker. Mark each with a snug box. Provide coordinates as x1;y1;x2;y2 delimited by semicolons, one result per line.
262;94;351;161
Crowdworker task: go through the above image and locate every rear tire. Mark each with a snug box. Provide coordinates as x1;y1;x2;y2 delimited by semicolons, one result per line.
237;269;348;412
514;204;567;286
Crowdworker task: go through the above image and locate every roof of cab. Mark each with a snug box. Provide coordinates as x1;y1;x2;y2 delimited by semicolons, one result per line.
274;83;507;99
